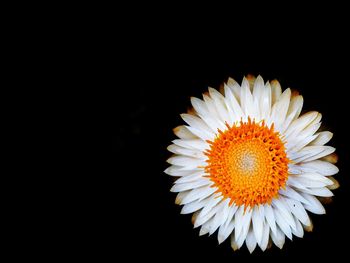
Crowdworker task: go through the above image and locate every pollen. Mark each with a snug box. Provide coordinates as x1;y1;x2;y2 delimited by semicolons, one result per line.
204;118;290;208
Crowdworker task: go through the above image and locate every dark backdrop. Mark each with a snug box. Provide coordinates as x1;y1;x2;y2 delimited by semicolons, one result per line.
114;22;349;260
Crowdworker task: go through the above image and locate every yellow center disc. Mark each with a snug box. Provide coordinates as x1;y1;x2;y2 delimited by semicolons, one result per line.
205;118;290;208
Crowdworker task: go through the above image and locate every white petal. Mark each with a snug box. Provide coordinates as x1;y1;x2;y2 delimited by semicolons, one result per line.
284;111;318;139
300;193;326;214
264;204;277;235
175;171;205;184
218;220;235;244
274;208;293;240
209;199;230;235
288;163;303;175
310;131;333;146
191;97;210;117
185;125;213;141
298;173;334;186
195;198;224;228
191;97;225;132
286;134;318;154
181;113;214;136
270;79;282;105
235;208;252;248
288;173;334;188
270;226;285;249
291;146;336;163
246;228;257;253
284;198;311;226
279;186;311;205
181;186;217;205
175;191;190;205
280;95;303;134
286;119;321;152
171;178;211;192
208;88;230;123
166;155;206;169
181;197;211;214
310;112;322;125
252;75;265;102
252;75;265;121
252;205;264;245
299;187;334;197
203;94;222;123
227;77;241;102
291;215;304;238
272;198;296;231
164;166;200;176
172;139;208;152
221;86;236;125
240;77;257;121
233;206;245;239
218;204;238;244
269;88;291;132
260;82;272;120
173;125;197;139
167;144;206;159
290;95;303;120
299;160;339;176
224;84;244;122
197;194;223;221
259;222;270;251
289;113;321;139
200;113;226;133
199;216;214;236
286;176;308;190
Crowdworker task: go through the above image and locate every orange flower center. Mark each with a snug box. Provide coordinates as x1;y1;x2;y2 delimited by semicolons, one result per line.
205;119;289;208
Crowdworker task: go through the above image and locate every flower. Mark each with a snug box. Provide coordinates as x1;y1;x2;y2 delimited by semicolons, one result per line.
165;75;339;253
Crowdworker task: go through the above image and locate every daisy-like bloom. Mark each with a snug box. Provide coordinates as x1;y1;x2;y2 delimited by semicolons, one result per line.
165;75;339;253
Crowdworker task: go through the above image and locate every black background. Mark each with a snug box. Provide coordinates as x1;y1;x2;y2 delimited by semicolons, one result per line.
115;12;349;261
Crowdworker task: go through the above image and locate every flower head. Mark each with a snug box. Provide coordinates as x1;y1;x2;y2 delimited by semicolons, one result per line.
165;75;339;253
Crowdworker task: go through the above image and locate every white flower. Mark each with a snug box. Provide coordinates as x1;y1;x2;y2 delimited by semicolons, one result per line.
165;75;339;253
